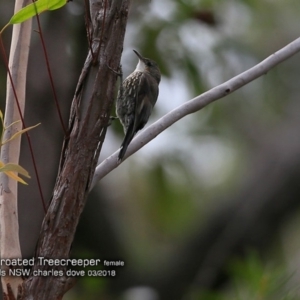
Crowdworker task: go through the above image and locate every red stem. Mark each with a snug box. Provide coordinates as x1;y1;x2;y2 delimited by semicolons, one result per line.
34;14;67;135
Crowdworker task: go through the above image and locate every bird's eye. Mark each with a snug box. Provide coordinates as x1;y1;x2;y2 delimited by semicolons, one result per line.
147;61;152;67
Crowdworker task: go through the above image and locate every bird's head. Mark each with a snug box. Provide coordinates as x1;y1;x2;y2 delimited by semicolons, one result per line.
133;50;161;84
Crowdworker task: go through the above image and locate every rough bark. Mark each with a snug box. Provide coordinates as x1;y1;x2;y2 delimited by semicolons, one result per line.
21;0;130;299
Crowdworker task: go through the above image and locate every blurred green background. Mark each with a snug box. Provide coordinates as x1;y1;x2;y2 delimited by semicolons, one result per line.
1;0;300;299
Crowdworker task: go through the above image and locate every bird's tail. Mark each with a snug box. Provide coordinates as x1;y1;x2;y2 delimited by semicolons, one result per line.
118;122;135;162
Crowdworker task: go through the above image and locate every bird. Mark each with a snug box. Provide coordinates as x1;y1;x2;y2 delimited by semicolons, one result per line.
116;50;161;162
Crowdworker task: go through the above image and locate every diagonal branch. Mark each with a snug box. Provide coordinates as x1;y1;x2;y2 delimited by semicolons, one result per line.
91;36;300;189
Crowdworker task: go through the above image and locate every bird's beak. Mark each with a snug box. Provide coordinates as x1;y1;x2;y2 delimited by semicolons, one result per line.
133;50;145;62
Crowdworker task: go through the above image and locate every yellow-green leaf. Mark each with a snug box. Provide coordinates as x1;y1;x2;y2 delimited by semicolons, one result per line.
5;171;28;185
0;163;31;178
5;120;21;130
0;161;30;185
3;123;40;145
9;0;67;24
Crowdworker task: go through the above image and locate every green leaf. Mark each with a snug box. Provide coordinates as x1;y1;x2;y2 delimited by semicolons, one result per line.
9;0;67;24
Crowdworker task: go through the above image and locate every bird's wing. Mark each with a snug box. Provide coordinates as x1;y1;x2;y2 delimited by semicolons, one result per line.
133;73;159;133
118;72;159;162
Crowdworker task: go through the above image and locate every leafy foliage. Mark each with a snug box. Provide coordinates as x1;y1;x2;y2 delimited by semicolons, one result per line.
0;110;39;184
10;0;67;24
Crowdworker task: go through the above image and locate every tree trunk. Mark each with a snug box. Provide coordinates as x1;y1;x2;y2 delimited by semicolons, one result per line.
22;0;130;299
